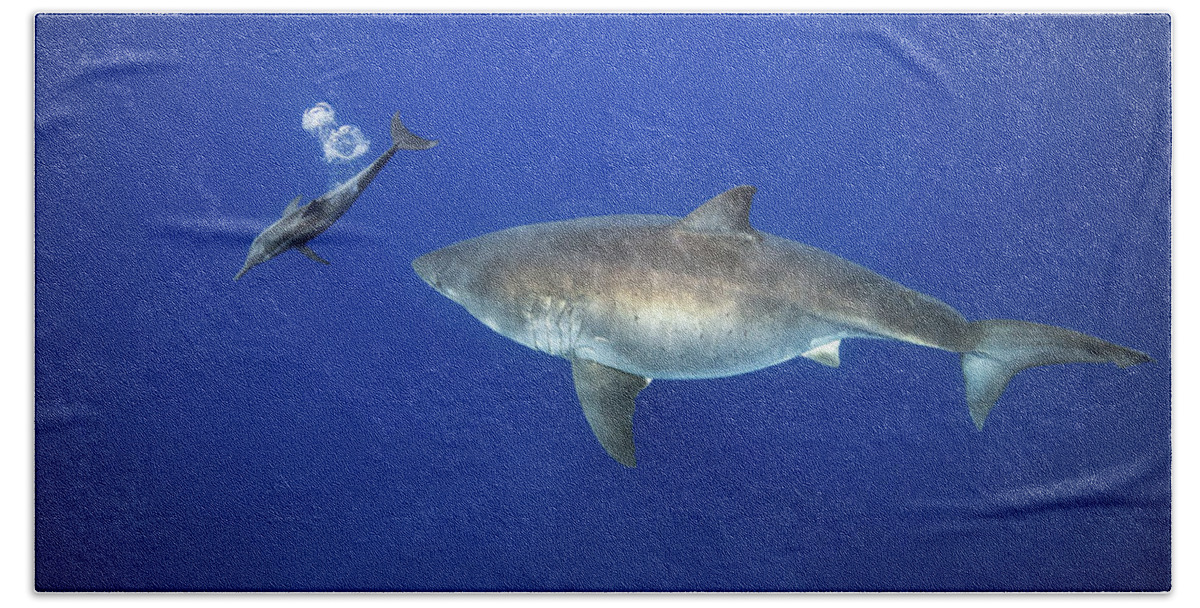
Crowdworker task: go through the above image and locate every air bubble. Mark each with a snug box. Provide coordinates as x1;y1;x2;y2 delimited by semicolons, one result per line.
302;102;369;164
324;125;370;162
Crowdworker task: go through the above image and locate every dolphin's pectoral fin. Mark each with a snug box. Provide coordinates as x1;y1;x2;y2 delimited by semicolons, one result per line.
570;358;651;467
283;195;305;217
296;244;331;265
802;339;842;368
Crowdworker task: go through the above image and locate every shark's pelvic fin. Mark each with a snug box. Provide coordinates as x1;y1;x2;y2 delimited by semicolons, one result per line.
390;111;438;151
674;185;761;241
803;340;842;368
961;320;1152;429
296;244;331;265
571;358;651;468
283;195;305;217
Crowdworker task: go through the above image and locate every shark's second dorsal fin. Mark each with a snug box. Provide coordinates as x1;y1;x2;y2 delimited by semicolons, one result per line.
283;195;304;217
673;186;760;240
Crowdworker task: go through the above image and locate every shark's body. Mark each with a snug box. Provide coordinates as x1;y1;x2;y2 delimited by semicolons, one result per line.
235;111;437;280
413;186;1151;467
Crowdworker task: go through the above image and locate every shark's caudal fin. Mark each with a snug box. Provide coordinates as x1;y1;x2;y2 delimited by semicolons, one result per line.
961;319;1152;429
390;111;438;151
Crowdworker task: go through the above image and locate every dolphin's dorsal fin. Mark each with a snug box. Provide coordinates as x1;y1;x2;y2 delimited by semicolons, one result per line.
802;339;842;368
571;358;651;467
674;186;760;239
283;195;304;217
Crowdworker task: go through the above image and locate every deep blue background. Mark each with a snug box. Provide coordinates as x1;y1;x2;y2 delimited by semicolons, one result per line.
34;14;1170;591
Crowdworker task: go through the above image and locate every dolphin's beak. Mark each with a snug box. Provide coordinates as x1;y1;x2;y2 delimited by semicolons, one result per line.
233;263;252;281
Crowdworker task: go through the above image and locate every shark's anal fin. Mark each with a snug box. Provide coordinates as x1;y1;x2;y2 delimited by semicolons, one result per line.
570;358;651;467
296;244;331;265
283;195;305;217
802;339;842;368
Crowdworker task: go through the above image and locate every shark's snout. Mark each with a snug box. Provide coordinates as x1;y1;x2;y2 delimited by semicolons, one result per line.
412;253;447;294
413;248;472;303
412;254;436;286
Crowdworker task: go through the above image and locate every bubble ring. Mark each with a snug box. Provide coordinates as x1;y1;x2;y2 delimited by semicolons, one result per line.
303;102;370;164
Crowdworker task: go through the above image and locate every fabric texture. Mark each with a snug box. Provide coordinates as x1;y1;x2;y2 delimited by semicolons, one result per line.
34;13;1170;591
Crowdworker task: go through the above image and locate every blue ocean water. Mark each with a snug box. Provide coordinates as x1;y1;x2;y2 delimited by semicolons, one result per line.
34;14;1170;591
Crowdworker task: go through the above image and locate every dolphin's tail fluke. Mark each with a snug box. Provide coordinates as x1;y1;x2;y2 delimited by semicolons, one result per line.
390;111;438;151
961;320;1151;429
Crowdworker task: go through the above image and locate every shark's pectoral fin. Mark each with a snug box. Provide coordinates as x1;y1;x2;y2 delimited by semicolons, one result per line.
296;244;331;265
570;358;651;467
802;339;842;368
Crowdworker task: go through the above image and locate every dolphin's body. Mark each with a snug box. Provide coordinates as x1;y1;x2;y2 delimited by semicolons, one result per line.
413;186;1151;467
235;112;437;280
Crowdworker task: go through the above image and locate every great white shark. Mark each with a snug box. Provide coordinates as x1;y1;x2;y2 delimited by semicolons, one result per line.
235;111;437;280
412;186;1151;467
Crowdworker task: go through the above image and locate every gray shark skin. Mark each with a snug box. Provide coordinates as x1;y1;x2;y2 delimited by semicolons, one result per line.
234;112;437;280
413;186;1152;467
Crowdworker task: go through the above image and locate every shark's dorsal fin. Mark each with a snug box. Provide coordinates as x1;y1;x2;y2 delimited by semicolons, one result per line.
571;358;651;468
283;195;304;217
802;339;842;368
673;186;760;240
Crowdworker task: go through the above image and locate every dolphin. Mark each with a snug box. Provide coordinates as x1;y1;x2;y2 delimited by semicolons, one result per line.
234;111;437;281
412;186;1152;467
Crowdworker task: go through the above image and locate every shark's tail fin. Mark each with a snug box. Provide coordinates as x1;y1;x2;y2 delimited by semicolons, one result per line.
390;111;438;151
961;319;1151;429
